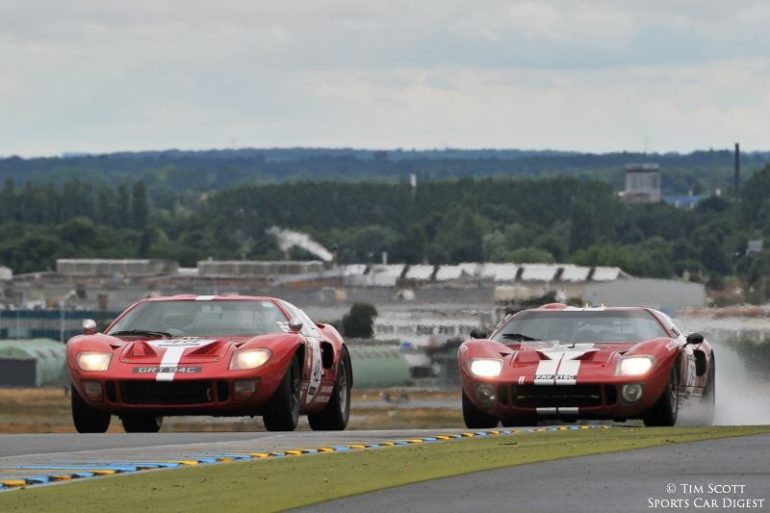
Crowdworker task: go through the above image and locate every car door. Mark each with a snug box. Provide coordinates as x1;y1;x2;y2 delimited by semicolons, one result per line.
280;301;325;404
658;311;697;395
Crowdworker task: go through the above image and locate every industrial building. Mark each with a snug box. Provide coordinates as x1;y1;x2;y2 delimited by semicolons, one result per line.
622;163;661;204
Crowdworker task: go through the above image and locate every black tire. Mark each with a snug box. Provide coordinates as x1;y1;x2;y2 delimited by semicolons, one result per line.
263;355;301;431
501;415;537;427
643;362;680;427
462;390;498;429
121;414;163;433
308;349;351;431
71;383;111;433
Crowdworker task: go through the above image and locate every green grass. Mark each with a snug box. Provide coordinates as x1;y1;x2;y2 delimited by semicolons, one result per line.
2;426;769;513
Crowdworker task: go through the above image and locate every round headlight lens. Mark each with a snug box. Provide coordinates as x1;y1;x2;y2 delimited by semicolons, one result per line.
616;356;655;376
469;358;503;378
230;348;272;370
76;352;112;372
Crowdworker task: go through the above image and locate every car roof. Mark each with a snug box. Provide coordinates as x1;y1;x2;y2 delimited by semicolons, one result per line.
529;303;655;313
142;294;282;303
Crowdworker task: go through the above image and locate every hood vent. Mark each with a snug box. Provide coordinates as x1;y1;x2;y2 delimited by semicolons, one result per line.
125;341;158;358
515;351;549;364
187;341;225;357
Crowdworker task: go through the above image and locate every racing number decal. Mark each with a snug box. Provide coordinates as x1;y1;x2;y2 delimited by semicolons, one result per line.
306;338;323;402
683;354;697;388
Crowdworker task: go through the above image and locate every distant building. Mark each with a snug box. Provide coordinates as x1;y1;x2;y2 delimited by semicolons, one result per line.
663;195;704;209
586;278;706;311
746;239;764;255
0;266;12;281
623;163;661;204
56;259;178;277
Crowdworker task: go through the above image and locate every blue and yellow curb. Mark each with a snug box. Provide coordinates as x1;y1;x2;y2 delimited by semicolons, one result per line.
0;424;610;491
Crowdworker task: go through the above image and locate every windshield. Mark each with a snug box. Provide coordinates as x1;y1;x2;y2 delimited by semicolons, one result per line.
492;310;668;345
108;300;290;337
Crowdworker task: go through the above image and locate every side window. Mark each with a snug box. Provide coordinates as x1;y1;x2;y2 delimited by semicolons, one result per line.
656;311;681;338
280;301;321;337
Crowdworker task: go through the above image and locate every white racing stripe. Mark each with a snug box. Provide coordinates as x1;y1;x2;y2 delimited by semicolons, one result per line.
555;359;580;385
156;347;187;382
555;350;585;385
534;359;559;384
148;339;216;382
534;346;593;386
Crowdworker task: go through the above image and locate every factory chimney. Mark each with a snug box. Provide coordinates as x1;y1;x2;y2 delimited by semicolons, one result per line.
734;142;741;200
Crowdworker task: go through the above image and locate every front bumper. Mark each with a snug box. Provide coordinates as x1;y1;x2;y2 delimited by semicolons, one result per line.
72;374;282;416
464;379;666;420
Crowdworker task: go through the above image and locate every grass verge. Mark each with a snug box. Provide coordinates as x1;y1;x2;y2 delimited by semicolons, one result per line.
0;387;464;432
1;426;769;513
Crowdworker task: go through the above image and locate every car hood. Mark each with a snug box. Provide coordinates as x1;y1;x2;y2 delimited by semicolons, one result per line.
118;335;255;364
509;341;636;366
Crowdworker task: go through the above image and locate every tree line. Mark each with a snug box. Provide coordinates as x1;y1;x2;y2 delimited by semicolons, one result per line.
1;168;770;302
2;148;770;198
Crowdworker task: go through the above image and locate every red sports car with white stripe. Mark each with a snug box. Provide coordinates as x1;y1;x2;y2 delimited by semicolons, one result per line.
66;295;351;433
459;304;715;428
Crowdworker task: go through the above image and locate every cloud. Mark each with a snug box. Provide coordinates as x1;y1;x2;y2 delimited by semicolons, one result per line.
0;1;769;155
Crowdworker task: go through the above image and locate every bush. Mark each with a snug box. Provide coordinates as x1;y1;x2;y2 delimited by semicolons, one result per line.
342;303;378;338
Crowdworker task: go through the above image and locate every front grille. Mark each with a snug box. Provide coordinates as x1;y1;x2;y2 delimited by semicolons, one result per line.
119;380;215;405
217;380;230;402
105;381;117;402
509;384;603;408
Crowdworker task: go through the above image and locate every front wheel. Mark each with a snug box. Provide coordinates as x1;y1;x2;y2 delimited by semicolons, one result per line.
462;390;498;429
308;349;351;431
121;414;163;433
643;363;680;427
71;383;111;433
263;356;301;431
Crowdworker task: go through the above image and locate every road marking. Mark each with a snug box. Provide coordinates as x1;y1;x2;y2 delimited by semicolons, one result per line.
0;425;612;493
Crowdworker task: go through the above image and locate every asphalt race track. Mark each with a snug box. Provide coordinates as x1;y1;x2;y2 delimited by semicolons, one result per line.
0;429;478;485
291;434;770;513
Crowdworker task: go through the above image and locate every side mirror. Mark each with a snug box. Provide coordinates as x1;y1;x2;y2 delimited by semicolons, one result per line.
686;333;704;345
288;318;303;333
83;319;97;335
470;328;488;339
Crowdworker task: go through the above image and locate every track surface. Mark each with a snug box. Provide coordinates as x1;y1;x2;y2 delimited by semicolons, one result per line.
292;434;770;513
0;429;474;459
0;429;474;484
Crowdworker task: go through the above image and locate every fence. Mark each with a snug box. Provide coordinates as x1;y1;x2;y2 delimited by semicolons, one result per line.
0;310;121;342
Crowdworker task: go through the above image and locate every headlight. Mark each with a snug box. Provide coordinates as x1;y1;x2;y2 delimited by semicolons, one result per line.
616;356;656;376
230;348;272;370
76;352;112;372
468;358;503;378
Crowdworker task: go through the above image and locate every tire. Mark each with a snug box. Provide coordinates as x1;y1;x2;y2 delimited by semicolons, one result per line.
643;362;680;427
71;383;111;433
263;355;301;432
308;349;351;431
462;390;498;429
501;415;537;427
121;414;163;433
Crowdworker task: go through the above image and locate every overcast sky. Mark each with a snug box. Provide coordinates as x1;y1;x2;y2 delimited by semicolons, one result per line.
1;0;769;156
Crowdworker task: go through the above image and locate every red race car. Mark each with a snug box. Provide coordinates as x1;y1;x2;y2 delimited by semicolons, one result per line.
459;304;715;428
66;295;352;433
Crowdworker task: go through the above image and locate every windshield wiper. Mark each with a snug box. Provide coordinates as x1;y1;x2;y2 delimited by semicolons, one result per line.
109;329;173;338
502;333;539;341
